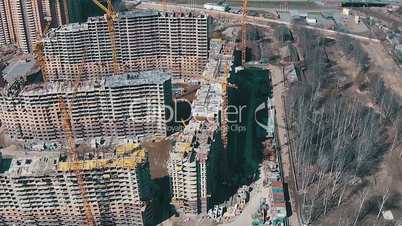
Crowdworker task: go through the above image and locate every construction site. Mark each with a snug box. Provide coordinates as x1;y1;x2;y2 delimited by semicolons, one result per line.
0;70;172;142
0;141;153;226
1;0;402;225
43;10;209;81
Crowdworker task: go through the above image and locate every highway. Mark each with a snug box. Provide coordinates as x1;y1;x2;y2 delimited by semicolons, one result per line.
138;1;380;43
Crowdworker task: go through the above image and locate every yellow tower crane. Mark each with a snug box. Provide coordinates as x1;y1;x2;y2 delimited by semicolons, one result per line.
34;20;51;83
57;28;94;223
221;62;230;149
91;0;119;75
59;97;95;226
241;0;248;65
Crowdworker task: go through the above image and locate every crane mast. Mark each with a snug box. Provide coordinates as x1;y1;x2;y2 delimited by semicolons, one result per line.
241;0;248;65
92;0;119;74
221;62;230;149
59;98;95;226
34;20;51;83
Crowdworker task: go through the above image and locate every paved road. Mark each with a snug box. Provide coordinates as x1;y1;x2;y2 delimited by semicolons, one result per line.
138;1;380;43
269;65;301;226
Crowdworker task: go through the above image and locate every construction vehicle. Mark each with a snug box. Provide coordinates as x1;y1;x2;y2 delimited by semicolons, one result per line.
91;0;119;74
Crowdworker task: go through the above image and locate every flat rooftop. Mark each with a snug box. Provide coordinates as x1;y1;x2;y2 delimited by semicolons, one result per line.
18;70;171;97
171;119;216;162
45;9;207;41
2;56;38;83
0;140;146;177
192;84;223;119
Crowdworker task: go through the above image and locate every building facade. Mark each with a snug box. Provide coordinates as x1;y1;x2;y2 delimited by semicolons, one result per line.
0;143;153;226
43;10;209;81
168;119;218;214
0;0;52;53
167;41;235;215
0;70;172;142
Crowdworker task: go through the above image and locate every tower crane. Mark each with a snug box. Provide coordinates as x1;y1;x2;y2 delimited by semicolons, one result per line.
59;97;95;226
91;0;119;74
34;19;51;83
57;31;94;224
221;62;230;149
241;0;248;65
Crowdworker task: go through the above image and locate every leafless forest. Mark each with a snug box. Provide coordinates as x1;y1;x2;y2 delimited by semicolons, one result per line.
284;28;402;225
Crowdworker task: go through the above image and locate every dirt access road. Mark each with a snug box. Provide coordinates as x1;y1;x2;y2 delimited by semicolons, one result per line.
363;42;402;99
269;65;301;226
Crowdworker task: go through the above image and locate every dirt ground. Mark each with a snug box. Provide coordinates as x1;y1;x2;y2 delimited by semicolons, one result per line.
362;42;402;99
143;139;172;179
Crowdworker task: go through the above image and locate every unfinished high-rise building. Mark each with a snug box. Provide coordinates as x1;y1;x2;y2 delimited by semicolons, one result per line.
0;70;172;142
0;0;52;53
0;143;153;226
168;40;235;215
43;10;209;81
168;119;218;214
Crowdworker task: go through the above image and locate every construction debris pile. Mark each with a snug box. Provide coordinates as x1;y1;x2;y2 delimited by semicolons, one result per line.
251;181;286;226
220;185;251;222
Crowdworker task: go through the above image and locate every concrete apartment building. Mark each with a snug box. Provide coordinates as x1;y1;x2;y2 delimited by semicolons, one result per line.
167;40;235;215
168;119;218;215
0;143;153;226
0;70;172;142
43;10;209;81
0;0;52;53
168;83;223;215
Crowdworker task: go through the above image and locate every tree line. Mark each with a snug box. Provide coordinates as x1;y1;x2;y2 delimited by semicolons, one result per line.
284;27;401;225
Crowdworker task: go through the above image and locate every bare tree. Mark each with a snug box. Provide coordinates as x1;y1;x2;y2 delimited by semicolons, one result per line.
376;187;390;219
353;189;369;226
